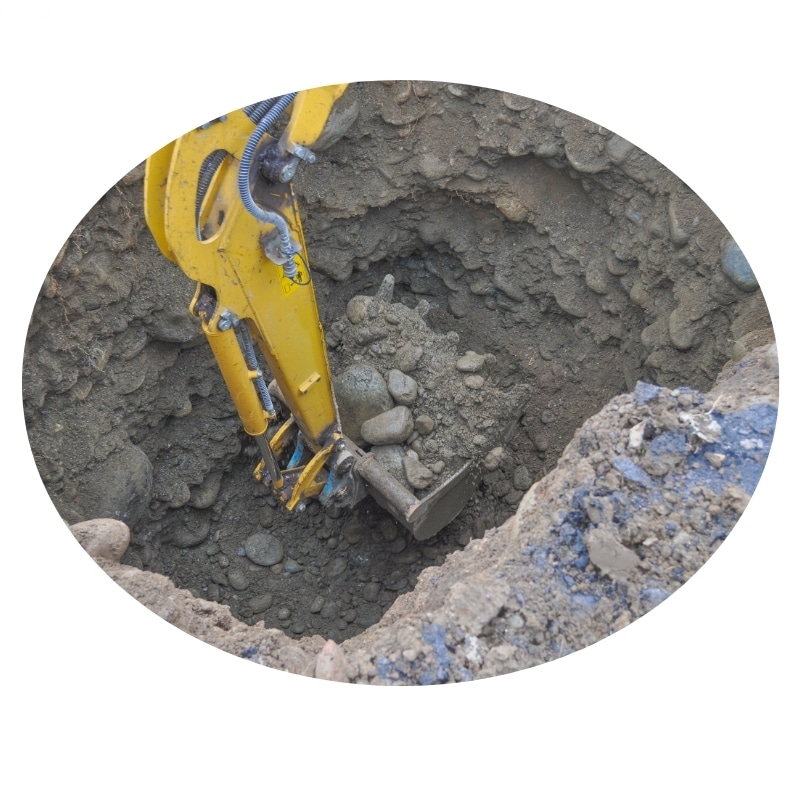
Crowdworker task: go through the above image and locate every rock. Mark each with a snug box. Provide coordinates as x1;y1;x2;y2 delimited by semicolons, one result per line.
144;308;201;344
586;525;641;579
483;447;504;471
387;369;418;405
721;238;759;292
370;444;407;484
333;364;393;444
80;443;153;527
403;456;435;490
363;582;381;602
247;593;273;613
414;415;435;436
512;465;532;492
456;351;487;373
243;532;284;567
464;374;485;390
447;578;509;634
395;343;424;372
227;567;250;591
70;518;130;562
361;405;414;446
314;639;349;682
167;516;211;548
188;471;223;509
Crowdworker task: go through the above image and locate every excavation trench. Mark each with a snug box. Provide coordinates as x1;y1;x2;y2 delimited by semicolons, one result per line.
23;82;772;649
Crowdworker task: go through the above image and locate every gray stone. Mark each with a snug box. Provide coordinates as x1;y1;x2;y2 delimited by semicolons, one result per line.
361;405;414;446
363;582;381;602
512;465;532;492
188;471;223;510
248;593;273;613
414;414;435;435
387;369;418;405
483;447;504;471
721;239;759;292
81;443;153;527
243;532;284;566
334;364;393;444
395;343;424;372
144;308;202;344
403;456;435;490
456;351;487;373
167;516;210;548
227;567;250;591
370;444;407;483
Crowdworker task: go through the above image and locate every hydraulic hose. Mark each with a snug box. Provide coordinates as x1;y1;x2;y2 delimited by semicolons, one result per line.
234;319;276;418
237;93;298;261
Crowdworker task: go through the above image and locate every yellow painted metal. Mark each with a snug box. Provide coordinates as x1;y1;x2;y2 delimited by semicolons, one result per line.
286;442;334;511
203;321;269;437
280;84;349;151
143;141;177;262
147;104;340;451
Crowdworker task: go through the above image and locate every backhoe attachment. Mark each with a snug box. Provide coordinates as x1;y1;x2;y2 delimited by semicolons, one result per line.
143;87;483;539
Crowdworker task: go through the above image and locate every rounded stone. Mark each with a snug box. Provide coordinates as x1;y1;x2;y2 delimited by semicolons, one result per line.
334;364;393;444
243;532;284;566
456;351;487;373
414;414;435;435
248;593;273;613
345;295;372;324
361;405;414;446
721;239;759;292
227;567;250;591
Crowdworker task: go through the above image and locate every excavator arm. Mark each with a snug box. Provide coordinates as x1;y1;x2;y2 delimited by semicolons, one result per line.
143;87;482;539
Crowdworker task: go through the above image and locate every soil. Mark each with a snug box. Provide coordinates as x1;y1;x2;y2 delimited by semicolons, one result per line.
22;81;776;681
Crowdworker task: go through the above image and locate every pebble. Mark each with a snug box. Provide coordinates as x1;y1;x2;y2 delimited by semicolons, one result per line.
277;607;291;621
395;343;424;372
188;470;223;510
483;447;504;471
414;414;435;435
721;238;759;292
226;567;250;591
243;532;284;567
512;465;532;492
248;593;273;613
346;295;372;324
456;351;487;373
310;595;325;613
464;374;485;390
363;582;381;602
403;456;435;490
387;369;418;405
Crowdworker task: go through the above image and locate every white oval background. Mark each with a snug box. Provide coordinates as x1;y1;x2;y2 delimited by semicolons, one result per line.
7;6;794;798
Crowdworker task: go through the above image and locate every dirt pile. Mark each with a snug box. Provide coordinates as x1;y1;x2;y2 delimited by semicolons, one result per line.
327;272;531;495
